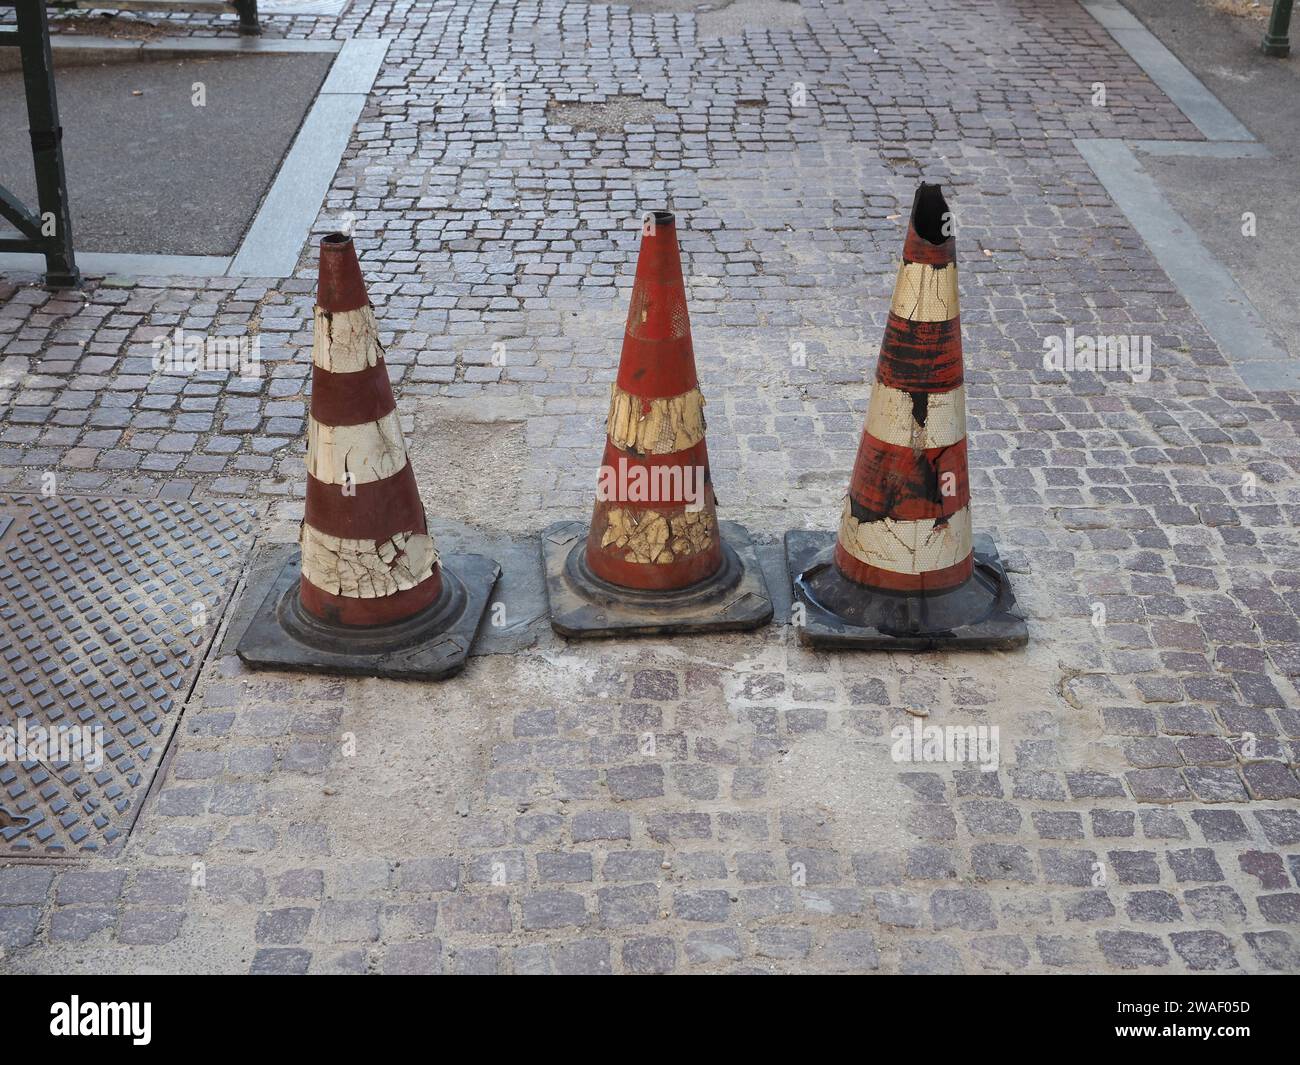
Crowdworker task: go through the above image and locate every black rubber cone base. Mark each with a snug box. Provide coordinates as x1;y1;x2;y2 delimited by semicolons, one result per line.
785;530;1028;651
236;551;501;681
543;519;773;639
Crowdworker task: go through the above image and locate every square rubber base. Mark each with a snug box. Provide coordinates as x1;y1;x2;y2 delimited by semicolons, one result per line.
236;551;500;681
543;519;774;639
785;530;1028;651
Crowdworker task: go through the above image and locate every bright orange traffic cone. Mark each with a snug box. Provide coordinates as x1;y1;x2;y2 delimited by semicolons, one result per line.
238;233;501;679
544;211;772;638
785;184;1027;650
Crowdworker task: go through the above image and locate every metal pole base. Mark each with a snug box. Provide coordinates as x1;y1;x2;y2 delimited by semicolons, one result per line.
1261;35;1291;57
236;551;501;680
785;530;1029;651
542;519;774;639
41;269;82;290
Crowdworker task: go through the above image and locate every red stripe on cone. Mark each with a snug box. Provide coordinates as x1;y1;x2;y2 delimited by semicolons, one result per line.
876;315;964;393
846;434;969;522
304;462;429;542
593;439;711;506
299;571;442;628
310;359;397;428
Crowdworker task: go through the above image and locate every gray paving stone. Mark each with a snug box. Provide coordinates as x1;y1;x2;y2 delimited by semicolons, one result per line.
597;884;659;928
383;940;443;975
118;909;185;946
622;935;676;973
256;907;314;945
442;895;512;934
522;890;587;930
1097;929;1172;969
318;900;381;943
250;948;311;975
1169;930;1238;971
50;907;116;942
0;905;42;948
0;866;55;905
686;926;745;966
931;888;997;931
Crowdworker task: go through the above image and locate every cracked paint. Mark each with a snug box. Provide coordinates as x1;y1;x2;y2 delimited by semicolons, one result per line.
890;261;958;323
606;384;707;455
312;305;384;373
600;506;715;564
301;525;439;598
307;410;408;485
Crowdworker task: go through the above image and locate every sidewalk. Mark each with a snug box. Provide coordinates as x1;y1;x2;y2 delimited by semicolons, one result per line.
0;0;1298;974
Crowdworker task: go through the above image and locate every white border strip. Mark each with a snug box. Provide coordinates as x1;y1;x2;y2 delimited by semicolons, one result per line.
229;38;389;277
1075;138;1297;391
1081;1;1254;142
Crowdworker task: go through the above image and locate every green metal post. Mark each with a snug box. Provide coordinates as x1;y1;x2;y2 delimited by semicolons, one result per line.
6;0;79;287
1263;0;1293;57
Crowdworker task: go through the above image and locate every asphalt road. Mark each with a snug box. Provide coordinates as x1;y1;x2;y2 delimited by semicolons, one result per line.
0;51;334;256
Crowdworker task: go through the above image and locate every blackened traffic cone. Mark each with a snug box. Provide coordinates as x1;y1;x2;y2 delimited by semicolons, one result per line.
238;233;501;680
543;211;772;638
784;184;1027;650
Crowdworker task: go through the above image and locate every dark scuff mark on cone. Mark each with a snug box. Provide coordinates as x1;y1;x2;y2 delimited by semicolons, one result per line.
910;391;929;428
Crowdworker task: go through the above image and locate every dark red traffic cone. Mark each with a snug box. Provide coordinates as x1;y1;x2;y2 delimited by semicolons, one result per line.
543;211;772;638
784;184;1027;650
238;233;501;680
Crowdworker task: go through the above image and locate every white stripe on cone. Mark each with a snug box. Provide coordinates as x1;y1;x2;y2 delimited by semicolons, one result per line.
312;305;383;373
307;409;407;485
300;525;438;598
837;500;972;575
890;261;959;322
865;382;966;450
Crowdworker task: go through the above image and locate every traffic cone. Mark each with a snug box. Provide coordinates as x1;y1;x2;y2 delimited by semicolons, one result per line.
784;184;1027;650
237;233;501;680
543;211;773;638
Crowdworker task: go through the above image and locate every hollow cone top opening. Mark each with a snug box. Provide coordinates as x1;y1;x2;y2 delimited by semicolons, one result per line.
911;184;949;244
904;183;955;266
317;232;370;314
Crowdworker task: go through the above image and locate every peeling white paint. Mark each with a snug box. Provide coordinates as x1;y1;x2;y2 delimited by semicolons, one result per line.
312;305;384;373
606;385;707;455
307;410;407;485
300;525;438;598
600;506;715;564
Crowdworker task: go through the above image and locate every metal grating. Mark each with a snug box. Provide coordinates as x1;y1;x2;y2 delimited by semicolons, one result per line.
0;494;257;855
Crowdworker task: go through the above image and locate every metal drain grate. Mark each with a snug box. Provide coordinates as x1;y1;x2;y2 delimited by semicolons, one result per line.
0;495;257;855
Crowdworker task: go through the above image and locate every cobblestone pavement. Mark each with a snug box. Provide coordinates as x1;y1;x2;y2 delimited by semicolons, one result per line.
2;0;1299;973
